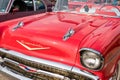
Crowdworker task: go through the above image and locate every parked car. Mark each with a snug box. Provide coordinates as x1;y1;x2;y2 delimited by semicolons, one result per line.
0;0;120;80
0;0;53;22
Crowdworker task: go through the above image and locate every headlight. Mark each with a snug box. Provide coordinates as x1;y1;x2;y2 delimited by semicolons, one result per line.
80;48;104;70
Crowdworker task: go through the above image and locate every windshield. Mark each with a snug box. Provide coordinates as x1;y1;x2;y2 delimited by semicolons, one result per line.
0;0;10;12
54;0;120;17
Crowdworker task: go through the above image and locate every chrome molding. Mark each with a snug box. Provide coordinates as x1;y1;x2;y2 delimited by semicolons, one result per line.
0;48;99;80
33;0;36;11
80;48;101;55
80;48;104;71
16;40;50;51
0;65;32;80
72;67;99;80
6;0;15;13
0;48;72;71
5;0;13;13
3;58;65;80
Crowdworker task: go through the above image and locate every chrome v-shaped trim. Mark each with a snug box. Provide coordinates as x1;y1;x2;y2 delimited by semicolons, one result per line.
16;40;50;51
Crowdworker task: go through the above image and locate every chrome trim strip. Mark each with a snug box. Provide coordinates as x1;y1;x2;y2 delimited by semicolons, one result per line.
7;0;14;13
72;67;99;80
0;48;99;80
4;58;65;79
0;48;72;71
0;65;32;80
33;0;36;11
80;48;101;55
5;0;13;13
16;40;50;50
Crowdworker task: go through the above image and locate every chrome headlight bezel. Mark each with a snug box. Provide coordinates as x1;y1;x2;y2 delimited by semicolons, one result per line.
80;48;104;70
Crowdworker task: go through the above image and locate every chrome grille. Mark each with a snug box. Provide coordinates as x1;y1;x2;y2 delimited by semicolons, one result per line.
0;48;94;80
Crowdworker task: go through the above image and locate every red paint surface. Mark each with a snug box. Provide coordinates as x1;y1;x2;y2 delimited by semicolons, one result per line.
0;11;120;80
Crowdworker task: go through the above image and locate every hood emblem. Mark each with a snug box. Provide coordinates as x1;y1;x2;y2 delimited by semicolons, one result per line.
16;40;50;51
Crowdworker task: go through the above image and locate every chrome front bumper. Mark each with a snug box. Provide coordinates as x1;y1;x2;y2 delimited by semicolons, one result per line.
0;48;99;80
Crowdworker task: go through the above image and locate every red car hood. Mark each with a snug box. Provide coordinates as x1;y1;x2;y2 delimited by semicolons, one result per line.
0;12;111;66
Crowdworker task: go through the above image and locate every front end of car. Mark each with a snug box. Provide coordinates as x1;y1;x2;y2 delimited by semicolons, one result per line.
0;16;104;80
0;13;103;80
0;48;99;80
0;0;119;80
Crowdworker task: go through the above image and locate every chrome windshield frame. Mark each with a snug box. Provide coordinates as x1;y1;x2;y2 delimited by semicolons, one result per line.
0;0;12;13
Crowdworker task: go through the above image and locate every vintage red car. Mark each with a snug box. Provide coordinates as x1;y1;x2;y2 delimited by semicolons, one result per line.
0;0;53;22
0;0;120;80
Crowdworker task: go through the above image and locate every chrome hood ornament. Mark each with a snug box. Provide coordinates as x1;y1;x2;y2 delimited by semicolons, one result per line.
63;28;75;41
12;21;24;31
16;40;50;51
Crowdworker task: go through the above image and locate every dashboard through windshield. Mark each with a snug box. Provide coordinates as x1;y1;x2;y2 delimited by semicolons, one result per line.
54;0;120;17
